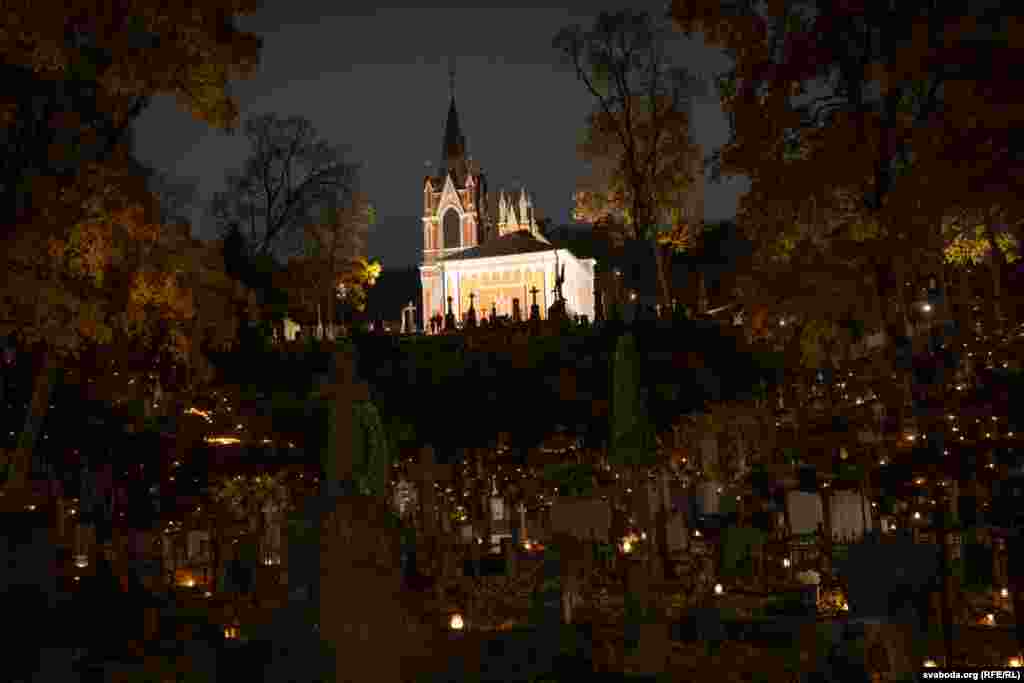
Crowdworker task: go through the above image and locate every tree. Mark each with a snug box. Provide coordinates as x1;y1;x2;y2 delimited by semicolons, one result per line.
1;146;191;494
555;10;707;310
0;3;260;505
938;198;1022;335
668;10;1024;610
2;144;250;503
0;1;261;233
670;0;1024;342
302;189;375;338
209;114;361;261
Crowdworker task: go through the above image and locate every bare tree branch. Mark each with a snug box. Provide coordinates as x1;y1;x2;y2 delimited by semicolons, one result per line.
208;113;359;261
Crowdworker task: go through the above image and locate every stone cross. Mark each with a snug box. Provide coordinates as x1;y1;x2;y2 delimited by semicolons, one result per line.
444;296;456;331
314;351;370;486
529;286;539;307
466;292;477;328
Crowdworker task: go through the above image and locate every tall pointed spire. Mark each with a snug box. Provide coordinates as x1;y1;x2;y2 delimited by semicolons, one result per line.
448;55;456;101
440;57;467;180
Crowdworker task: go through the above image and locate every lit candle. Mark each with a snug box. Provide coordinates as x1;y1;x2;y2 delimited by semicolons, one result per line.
449;613;465;631
714;583;723;595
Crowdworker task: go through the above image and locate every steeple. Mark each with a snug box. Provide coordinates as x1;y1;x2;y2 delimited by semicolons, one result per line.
440;57;467;181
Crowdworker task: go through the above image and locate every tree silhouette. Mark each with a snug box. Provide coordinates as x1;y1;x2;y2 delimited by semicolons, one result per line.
208;113;361;261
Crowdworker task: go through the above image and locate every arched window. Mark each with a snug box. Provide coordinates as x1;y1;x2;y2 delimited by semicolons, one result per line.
443;209;461;249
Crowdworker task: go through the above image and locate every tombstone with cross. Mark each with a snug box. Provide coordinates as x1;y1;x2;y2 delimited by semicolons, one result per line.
529;286;541;322
466;292;477;328
303;350;422;681
444;296;456;331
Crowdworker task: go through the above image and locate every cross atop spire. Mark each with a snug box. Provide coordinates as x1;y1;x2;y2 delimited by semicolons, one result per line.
440;57;467;181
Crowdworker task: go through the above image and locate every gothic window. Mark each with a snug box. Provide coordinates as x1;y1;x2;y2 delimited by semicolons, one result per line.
443;209;461;249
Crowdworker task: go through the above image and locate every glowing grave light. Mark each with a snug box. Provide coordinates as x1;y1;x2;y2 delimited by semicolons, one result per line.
449;613;465;631
714;583;723;595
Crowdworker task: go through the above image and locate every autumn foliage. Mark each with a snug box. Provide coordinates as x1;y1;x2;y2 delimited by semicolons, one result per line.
0;1;261;130
670;0;1024;258
1;2;262;492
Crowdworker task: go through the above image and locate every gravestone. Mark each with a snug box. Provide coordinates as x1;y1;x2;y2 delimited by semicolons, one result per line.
312;351;424;682
400;301;416;334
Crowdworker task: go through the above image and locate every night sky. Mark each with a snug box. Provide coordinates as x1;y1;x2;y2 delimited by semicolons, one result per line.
134;0;750;269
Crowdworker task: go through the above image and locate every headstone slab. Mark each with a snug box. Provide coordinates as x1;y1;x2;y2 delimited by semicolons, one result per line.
319;496;407;682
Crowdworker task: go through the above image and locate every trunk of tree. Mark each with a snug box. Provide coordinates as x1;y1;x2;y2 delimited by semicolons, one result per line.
820;482;833;576
885;252;915;446
984;220;1006;334
959;265;974;338
935;260;952;333
6;346;59;502
892;247;912;338
653;244;672;314
696;270;708;315
937;499;955;666
656;465;673;580
212;513;224;594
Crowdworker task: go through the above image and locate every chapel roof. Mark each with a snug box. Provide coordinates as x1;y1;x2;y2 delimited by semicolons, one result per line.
440;229;554;262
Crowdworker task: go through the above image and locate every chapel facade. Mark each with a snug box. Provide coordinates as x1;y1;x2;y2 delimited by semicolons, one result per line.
419;91;595;330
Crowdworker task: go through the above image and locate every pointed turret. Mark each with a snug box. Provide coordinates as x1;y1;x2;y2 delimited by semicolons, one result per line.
519;189;529;231
439;59;468;182
506;191;519;227
440;96;468;181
